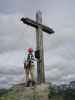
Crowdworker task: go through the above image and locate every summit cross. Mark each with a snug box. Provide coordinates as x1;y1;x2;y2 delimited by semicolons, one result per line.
21;11;54;83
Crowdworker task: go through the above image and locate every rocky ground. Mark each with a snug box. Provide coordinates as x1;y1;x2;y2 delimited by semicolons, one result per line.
0;83;49;100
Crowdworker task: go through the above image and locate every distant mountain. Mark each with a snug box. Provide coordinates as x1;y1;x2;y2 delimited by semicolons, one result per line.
69;81;75;89
57;81;75;91
0;89;8;96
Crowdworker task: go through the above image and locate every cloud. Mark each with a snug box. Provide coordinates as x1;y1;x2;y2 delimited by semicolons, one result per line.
45;43;75;84
0;13;36;53
0;0;36;14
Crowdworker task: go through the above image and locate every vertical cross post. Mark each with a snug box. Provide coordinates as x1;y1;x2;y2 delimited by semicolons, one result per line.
36;11;45;83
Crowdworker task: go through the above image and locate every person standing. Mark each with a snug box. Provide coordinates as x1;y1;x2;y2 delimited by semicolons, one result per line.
24;48;35;86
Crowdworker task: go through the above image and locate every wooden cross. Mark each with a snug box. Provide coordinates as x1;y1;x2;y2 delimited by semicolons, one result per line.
21;11;54;83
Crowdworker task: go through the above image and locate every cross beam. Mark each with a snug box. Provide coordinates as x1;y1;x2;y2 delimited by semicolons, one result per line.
21;11;54;83
21;17;54;34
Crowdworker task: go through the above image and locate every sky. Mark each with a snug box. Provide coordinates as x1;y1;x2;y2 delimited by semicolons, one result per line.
0;0;75;88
